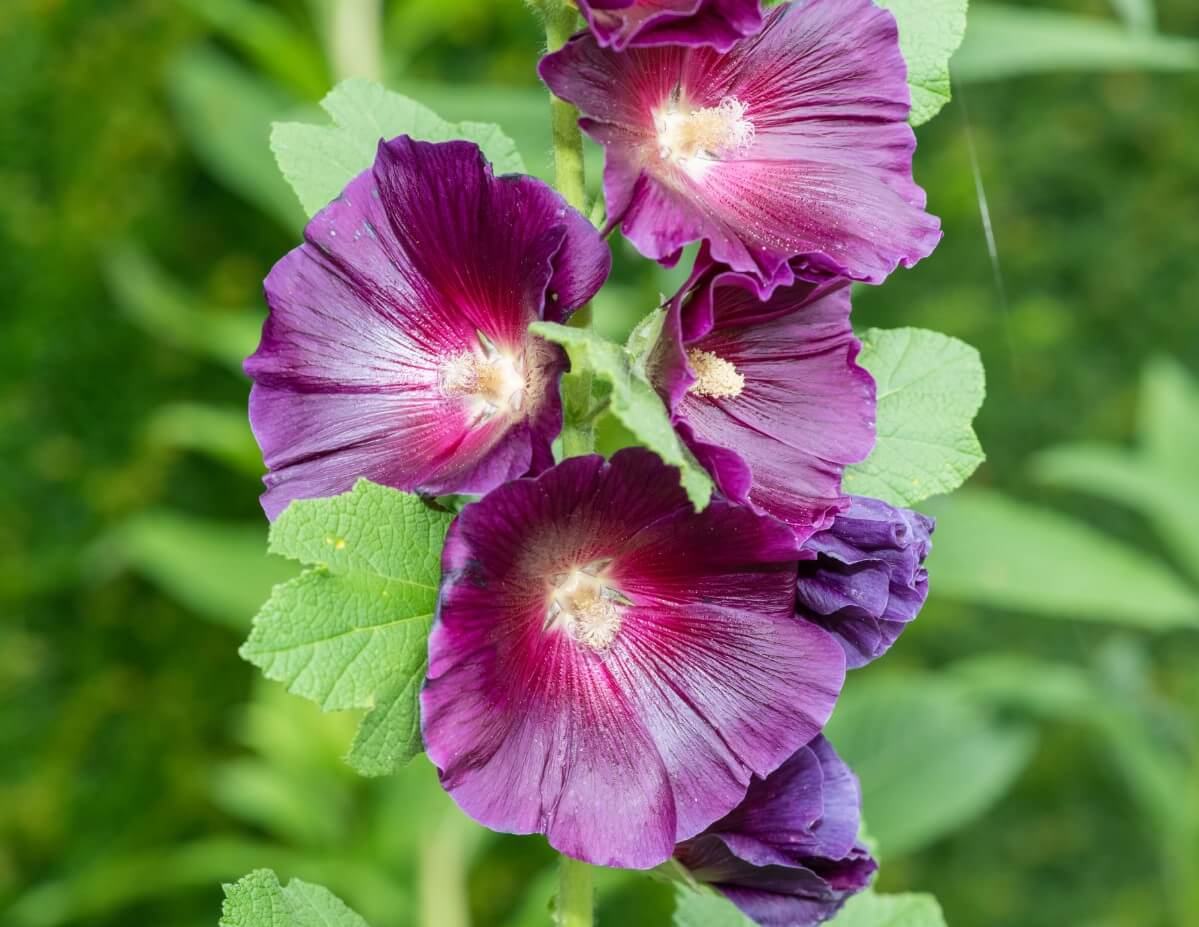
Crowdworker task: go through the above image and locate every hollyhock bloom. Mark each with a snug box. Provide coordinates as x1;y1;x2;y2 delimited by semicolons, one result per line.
577;0;763;52
676;735;877;927
797;496;934;669
648;258;876;543
422;448;846;868
244;137;610;519
539;0;941;292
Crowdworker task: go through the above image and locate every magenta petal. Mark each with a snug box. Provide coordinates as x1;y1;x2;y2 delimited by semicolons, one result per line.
677;735;877;927
422;449;845;868
579;0;764;52
540;0;941;287
244;137;610;518
652;267;876;540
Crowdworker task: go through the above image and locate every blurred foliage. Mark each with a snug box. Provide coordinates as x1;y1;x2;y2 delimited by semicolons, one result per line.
1;1;1198;926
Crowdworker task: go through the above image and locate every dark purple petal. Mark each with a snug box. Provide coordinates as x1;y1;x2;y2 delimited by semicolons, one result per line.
677;735;877;927
650;264;876;542
579;0;764;52
245;137;610;518
422;448;846;869
797;496;935;669
540;0;940;289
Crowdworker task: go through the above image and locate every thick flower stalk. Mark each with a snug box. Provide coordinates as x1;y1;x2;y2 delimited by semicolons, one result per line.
577;0;764;52
421;448;847;868
676;735;877;926
649;255;876;541
797;496;934;668
245;136;610;518
539;0;941;292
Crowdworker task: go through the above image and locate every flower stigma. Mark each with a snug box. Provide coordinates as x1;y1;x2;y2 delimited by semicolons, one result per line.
657;96;755;171
687;348;745;399
545;561;627;651
442;331;527;420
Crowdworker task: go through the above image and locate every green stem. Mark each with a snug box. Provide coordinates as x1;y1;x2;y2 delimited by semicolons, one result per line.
556;856;595;927
540;1;597;460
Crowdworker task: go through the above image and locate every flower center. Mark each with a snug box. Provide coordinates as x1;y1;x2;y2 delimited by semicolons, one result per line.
657;96;755;165
545;562;626;651
442;331;526;419
687;348;745;399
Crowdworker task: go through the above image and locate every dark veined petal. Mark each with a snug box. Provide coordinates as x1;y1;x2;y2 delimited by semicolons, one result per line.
540;0;940;290
677;735;877;927
422;448;846;869
797;496;935;668
649;262;876;542
579;0;764;52
244;137;610;518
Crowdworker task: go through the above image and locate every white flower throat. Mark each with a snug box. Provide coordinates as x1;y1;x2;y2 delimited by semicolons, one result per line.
442;331;526;420
657;96;755;168
545;562;628;651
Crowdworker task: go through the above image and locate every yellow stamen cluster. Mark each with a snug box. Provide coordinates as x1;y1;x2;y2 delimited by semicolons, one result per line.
687;348;745;399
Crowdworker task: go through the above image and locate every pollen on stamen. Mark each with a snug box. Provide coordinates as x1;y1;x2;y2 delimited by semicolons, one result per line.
687;349;745;399
659;97;755;163
546;569;624;651
441;342;526;416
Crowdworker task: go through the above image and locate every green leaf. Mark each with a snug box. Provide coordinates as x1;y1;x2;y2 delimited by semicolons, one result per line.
240;480;453;775
272;78;526;216
220;869;370;927
843;328;985;507
827;890;947;927
955;5;1199;82
826;673;1034;856
876;0;969;126
144;402;263;476
924;489;1199;629
1138;355;1199;481
673;885;751;927
530;321;714;509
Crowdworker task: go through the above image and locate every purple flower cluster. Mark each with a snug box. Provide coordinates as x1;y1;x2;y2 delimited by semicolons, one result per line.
246;2;938;924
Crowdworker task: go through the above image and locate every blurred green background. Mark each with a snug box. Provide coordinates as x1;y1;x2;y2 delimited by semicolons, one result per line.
2;0;1198;925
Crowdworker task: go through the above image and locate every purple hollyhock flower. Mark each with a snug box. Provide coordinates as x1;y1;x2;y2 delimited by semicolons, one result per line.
539;0;941;292
422;447;846;869
676;735;877;927
797;496;934;669
577;0;764;52
244;137;610;519
648;257;876;543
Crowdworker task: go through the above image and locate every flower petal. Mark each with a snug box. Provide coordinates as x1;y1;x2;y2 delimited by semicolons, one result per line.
245;137;609;517
579;0;764;52
423;449;845;868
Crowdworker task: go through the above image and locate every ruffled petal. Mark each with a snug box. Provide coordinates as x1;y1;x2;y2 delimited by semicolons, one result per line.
797;496;934;668
677;735;877;927
540;0;940;288
245;137;609;517
423;449;845;868
651;268;875;539
579;0;764;52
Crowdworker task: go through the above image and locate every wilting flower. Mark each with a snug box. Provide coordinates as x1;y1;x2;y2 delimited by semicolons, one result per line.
539;0;941;292
676;735;877;927
577;0;764;52
422;448;846;868
797;496;934;668
648;257;876;542
244;137;610;518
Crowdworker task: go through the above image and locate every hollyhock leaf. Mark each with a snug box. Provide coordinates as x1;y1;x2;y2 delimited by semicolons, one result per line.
843;328;984;507
876;0;969;127
827;890;946;927
271;78;525;216
673;885;752;927
530;322;714;509
240;479;452;775
220;869;371;927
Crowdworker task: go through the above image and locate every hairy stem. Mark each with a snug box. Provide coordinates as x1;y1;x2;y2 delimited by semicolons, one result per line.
541;2;597;460
556;856;595;927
